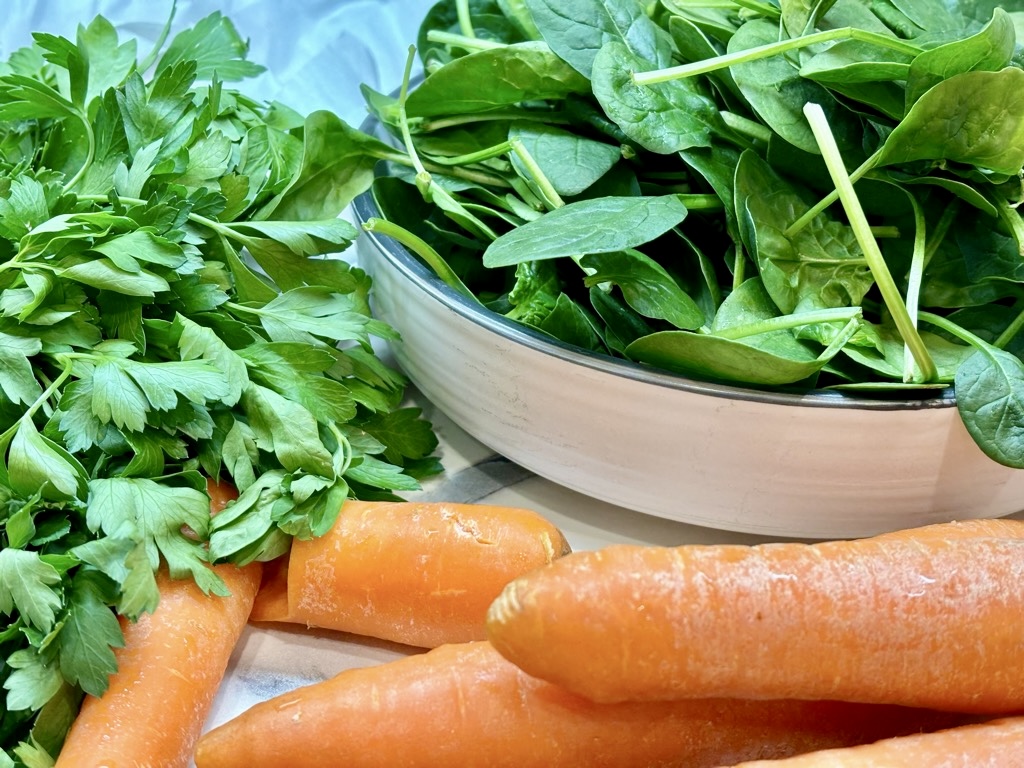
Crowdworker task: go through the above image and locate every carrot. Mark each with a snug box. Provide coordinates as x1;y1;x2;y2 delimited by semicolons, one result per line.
720;715;1024;767
248;551;289;622
54;481;262;768
485;519;1024;712
194;640;973;768
249;500;571;648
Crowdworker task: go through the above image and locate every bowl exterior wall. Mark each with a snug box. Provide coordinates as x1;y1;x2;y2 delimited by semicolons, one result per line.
357;232;1024;539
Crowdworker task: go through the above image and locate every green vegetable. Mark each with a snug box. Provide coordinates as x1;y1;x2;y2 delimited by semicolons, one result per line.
0;11;439;762
361;0;1024;467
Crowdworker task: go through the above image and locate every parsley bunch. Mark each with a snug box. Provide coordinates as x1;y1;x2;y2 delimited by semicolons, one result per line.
0;12;439;763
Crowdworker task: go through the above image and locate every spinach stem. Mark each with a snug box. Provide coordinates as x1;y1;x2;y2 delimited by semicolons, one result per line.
996;197;1024;257
455;0;476;39
632;27;920;86
719;111;773;145
426;30;506;52
510;139;564;210
803;102;937;383
361;217;478;302
918;311;989;349
784;148;882;238
901;190;927;382
714;306;861;340
417;109;572;133
425;141;514;166
994;306;1024;350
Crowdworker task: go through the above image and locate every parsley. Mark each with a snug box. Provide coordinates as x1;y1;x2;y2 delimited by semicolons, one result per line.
0;11;439;762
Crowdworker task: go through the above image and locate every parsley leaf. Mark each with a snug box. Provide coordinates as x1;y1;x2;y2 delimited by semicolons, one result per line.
0;9;440;761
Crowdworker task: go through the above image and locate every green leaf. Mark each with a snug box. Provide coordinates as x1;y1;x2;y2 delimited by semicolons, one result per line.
344;455;421;492
904;8;1016;106
85;477;225;595
55;570;124;697
89;230;188;271
70;536;159;618
582;249;704;330
227;219;359;257
208;471;286;561
175;314;248;407
259;111;394;221
0;549;63;632
523;0;674;78
3;649;63;712
59;258;170;297
121;358;231;410
404;42;591;118
955;344;1024;469
115;65;195;158
878;68;1024;176
240;383;335;476
251;287;371;346
89;360;149;432
69;15;137;105
509;124;621;197
358;407;440;466
7;418;88;501
483;195;689;267
593;41;724;154
156;12;266;81
728;19;862;156
0;332;42;405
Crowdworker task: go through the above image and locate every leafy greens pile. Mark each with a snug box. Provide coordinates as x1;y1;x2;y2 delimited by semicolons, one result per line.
360;0;1024;467
0;12;439;764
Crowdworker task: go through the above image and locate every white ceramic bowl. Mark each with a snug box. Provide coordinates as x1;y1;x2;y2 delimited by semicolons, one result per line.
351;196;1024;540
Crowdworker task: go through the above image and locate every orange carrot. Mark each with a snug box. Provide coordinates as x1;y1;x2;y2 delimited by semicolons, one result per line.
248;551;289;622
194;640;973;768
54;481;262;768
249;500;571;648
720;715;1024;767
486;519;1024;712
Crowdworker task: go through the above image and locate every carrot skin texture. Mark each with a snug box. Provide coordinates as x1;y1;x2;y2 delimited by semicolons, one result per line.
253;500;571;647
194;641;971;768
486;520;1024;712
721;715;1024;768
55;481;259;768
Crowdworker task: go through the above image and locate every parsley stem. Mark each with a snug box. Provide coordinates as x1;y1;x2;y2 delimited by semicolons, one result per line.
21;358;73;425
62;116;96;193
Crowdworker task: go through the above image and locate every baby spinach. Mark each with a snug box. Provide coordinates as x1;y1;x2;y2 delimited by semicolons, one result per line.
362;0;1024;469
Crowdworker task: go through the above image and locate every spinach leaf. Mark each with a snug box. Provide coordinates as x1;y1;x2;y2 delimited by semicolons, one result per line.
877;68;1024;176
956;344;1024;468
592;41;726;154
524;0;674;77
404;42;591;118
482;195;689;266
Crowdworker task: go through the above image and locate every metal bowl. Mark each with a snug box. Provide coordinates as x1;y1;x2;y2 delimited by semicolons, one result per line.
351;190;1024;541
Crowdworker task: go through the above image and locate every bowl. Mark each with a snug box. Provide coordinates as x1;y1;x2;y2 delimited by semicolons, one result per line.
351;204;1024;542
